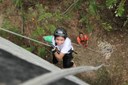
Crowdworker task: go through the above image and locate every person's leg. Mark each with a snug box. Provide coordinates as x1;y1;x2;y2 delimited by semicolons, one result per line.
52;54;58;64
63;53;74;68
81;41;87;48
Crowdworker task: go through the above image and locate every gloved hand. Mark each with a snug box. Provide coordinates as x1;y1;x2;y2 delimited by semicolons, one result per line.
51;46;60;54
52;46;56;52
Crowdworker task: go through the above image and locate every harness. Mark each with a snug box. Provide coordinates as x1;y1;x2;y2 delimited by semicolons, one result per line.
52;45;77;54
68;49;77;54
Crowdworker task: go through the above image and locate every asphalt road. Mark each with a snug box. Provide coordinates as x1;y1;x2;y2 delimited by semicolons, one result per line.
0;49;78;85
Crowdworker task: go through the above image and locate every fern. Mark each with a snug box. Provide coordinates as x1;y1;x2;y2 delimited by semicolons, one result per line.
115;0;126;17
106;0;126;17
37;47;46;57
102;22;112;31
88;0;97;15
74;0;85;9
106;0;117;9
32;26;45;38
38;13;52;21
48;24;56;34
0;0;3;3
80;15;93;33
2;18;20;33
12;0;23;8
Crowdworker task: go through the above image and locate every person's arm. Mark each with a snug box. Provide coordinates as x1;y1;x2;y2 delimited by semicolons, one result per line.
84;35;89;46
77;37;81;45
84;35;89;41
54;52;65;61
86;40;88;44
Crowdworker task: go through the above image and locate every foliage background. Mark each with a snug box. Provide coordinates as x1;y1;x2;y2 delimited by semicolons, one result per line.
0;0;128;85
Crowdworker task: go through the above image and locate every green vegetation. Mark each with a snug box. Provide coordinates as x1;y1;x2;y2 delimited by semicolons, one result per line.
0;0;3;3
0;0;127;56
106;0;126;17
0;0;127;55
74;0;127;31
0;0;71;58
102;22;112;31
0;1;128;84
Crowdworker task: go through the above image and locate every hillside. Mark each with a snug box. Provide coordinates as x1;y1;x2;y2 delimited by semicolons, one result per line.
0;0;128;85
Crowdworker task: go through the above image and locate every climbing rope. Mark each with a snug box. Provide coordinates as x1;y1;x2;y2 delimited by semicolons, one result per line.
0;27;100;54
72;42;101;54
0;28;108;66
0;28;51;47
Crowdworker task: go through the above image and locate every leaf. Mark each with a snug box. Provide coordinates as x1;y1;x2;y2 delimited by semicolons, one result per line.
106;0;117;8
37;47;46;57
0;0;3;3
25;46;35;52
88;0;97;15
32;26;45;38
102;22;112;31
12;0;23;8
115;0;125;17
48;24;56;34
38;13;52;21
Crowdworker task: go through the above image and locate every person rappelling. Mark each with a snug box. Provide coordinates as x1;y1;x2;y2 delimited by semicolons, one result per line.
43;27;75;68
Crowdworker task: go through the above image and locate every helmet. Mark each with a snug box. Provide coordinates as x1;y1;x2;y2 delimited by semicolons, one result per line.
54;27;67;38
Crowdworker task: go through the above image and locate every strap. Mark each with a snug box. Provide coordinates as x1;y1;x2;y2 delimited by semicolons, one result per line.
68;49;77;54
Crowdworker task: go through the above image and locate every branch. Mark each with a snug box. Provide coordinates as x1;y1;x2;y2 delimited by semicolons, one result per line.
62;0;80;15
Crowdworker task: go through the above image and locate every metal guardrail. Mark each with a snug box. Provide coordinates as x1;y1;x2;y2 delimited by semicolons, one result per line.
20;65;103;85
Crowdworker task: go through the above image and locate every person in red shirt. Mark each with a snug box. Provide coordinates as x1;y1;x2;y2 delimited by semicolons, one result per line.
77;32;88;48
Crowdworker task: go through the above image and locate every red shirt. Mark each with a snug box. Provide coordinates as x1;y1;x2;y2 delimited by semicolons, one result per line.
77;35;88;45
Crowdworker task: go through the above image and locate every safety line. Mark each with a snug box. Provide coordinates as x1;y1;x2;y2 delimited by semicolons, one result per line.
0;28;51;47
0;28;78;54
72;42;101;54
0;28;100;54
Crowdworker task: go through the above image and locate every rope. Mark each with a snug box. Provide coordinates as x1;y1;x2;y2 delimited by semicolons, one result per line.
0;28;100;54
0;28;79;54
72;42;101;54
0;28;51;47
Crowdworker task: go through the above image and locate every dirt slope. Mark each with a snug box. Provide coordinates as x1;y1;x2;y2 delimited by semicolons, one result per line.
69;23;128;85
0;0;128;85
